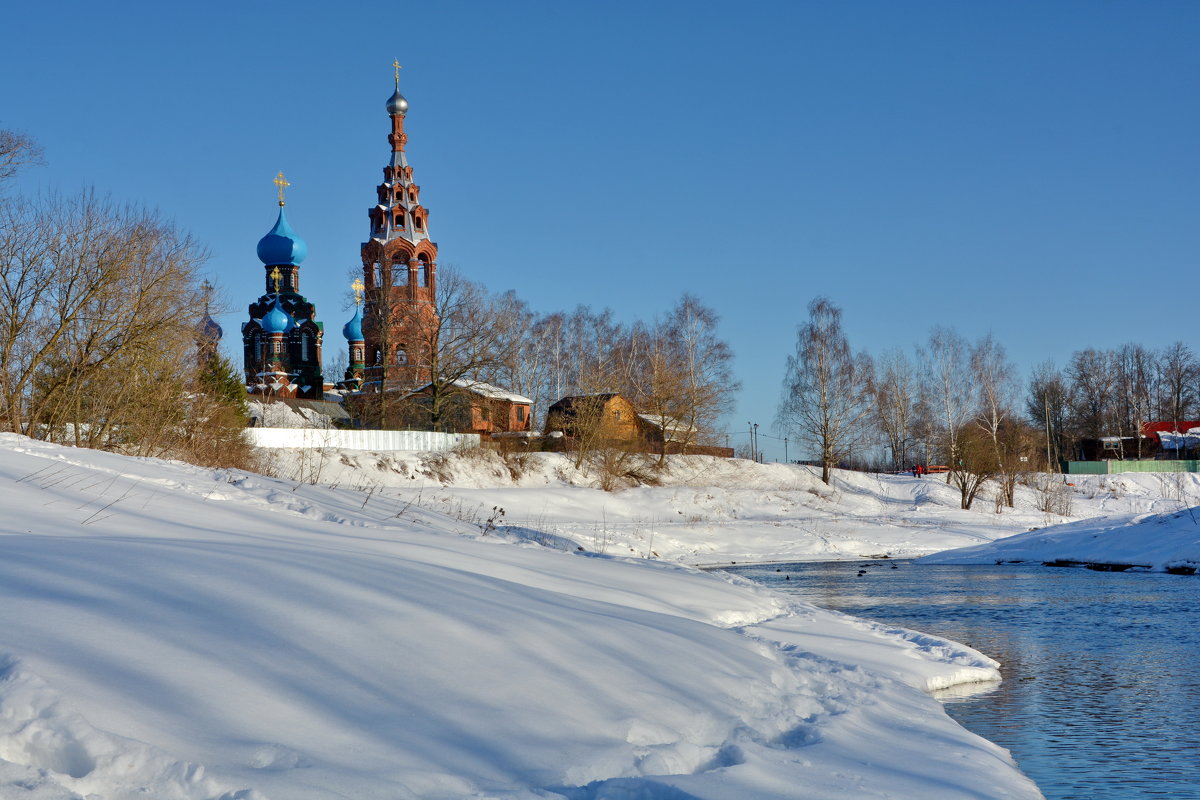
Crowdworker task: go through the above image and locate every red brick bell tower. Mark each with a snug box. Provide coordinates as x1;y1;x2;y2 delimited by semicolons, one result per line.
360;61;439;389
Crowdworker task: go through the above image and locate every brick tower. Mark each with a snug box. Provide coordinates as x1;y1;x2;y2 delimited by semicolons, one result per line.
361;62;439;389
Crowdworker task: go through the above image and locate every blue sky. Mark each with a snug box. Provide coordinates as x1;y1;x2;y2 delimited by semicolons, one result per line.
4;1;1197;461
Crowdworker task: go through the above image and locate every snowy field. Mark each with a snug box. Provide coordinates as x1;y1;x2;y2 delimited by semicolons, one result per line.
261;444;1200;566
0;434;1053;800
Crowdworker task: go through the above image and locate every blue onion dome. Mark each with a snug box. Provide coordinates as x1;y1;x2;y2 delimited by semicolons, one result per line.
199;312;223;340
256;206;308;266
342;305;364;341
261;300;294;334
386;87;408;115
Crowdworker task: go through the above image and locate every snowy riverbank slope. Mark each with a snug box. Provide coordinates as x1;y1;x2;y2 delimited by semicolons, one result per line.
0;434;1039;799
920;508;1200;572
260;445;1200;565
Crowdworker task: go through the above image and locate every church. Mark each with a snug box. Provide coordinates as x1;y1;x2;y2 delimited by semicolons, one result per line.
239;172;325;400
239;63;437;402
233;65;531;434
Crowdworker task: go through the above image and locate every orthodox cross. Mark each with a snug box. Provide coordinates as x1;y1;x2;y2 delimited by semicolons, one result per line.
393;59;402;87
269;266;283;293
200;279;214;314
351;277;364;306
273;171;290;206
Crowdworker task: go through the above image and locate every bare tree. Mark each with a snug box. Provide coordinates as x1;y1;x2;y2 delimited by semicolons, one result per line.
1;191;208;443
368;267;520;431
920;327;973;474
1027;360;1070;468
971;334;1021;506
1156;341;1199;429
1113;343;1156;458
920;327;987;508
776;297;871;484
0;129;44;185
869;348;918;470
626;295;738;463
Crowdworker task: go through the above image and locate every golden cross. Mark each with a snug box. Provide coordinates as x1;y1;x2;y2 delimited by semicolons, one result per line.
393;59;402;87
269;266;282;293
351;277;364;305
273;171;290;206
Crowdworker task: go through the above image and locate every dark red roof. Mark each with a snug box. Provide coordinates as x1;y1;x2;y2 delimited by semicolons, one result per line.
1141;421;1200;438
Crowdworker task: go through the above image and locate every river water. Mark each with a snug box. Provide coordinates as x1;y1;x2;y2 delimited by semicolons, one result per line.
725;562;1200;800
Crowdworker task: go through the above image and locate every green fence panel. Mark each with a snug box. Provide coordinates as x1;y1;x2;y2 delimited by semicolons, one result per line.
1066;460;1200;474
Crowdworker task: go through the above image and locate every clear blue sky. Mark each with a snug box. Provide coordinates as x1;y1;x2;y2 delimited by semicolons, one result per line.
4;1;1197;461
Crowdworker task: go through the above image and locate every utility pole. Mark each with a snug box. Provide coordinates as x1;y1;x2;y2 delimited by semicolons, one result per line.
784;437;788;464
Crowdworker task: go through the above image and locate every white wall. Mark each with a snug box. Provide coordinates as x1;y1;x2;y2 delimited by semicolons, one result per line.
244;428;480;452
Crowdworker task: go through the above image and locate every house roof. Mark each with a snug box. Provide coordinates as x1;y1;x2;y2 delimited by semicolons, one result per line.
548;393;620;411
412;379;532;404
1141;421;1200;438
277;398;352;422
637;413;696;442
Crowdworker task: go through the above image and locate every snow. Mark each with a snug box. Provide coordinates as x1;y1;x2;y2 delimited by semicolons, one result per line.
919;508;1200;572
0;434;1047;799
254;447;1200;565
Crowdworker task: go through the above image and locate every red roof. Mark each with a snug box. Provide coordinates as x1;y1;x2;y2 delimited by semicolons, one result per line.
1141;421;1200;438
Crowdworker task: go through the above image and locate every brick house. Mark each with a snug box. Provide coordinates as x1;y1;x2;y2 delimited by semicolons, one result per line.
406;379;533;437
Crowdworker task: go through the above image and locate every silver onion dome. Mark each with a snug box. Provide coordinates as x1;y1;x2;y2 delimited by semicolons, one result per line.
386;88;408;115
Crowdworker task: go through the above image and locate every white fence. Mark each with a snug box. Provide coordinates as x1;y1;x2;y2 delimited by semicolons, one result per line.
243;427;480;452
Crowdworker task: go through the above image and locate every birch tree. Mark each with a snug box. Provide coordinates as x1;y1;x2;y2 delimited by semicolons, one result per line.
869;348;918;470
776;297;870;484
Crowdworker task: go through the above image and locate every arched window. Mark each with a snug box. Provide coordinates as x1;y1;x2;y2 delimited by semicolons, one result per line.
395;347;408;365
395;210;406;228
373;347;382;365
373;262;383;287
418;255;430;287
413;214;424;231
392;260;409;286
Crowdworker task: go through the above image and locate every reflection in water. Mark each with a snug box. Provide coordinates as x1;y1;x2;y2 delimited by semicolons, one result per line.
727;562;1200;800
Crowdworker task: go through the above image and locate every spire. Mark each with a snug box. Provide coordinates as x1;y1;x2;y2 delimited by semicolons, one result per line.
371;65;430;247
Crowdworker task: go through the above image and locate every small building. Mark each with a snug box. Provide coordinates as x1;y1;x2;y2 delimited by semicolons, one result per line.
545;393;644;446
396;379;532;438
545;394;733;456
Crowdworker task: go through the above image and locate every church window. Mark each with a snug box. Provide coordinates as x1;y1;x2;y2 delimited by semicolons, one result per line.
395;347;408;365
413;215;424;231
392;261;408;286
272;340;282;355
418;255;430;287
373;347;382;365
395;210;406;228
300;332;309;361
373;262;383;287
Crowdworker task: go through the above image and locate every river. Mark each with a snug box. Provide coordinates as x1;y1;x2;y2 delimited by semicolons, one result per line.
725;561;1200;800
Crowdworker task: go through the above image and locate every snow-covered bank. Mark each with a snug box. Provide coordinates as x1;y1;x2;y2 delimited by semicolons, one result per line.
258;446;1200;565
920;508;1200;573
0;434;1039;799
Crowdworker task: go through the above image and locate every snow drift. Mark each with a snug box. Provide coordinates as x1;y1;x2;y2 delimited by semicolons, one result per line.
0;434;1039;799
